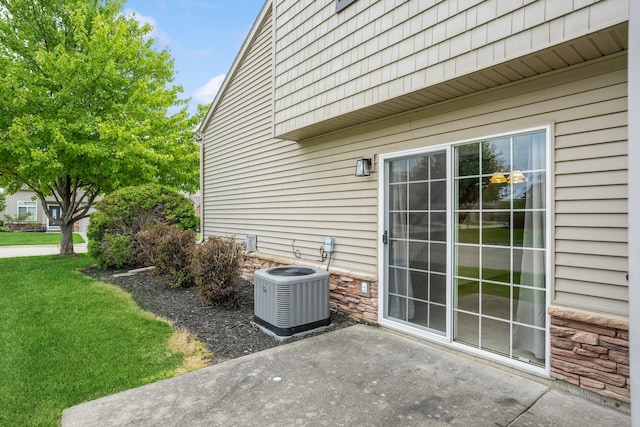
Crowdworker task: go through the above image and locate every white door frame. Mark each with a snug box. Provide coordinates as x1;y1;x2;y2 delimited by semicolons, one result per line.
47;205;61;231
377;126;552;376
377;144;453;345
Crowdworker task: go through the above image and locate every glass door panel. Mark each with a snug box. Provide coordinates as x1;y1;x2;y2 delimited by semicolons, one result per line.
385;150;447;335
383;129;547;369
453;130;547;367
48;205;61;229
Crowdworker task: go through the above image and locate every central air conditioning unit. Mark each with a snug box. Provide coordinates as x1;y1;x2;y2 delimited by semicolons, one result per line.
254;266;330;337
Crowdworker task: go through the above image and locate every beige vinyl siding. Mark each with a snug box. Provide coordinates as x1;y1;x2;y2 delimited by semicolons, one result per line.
202;6;379;270
203;11;627;314
299;53;625;315
273;0;628;138
202;6;275;238
553;79;628;314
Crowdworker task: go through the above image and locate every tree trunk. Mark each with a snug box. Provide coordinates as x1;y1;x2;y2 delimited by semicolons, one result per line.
59;222;75;255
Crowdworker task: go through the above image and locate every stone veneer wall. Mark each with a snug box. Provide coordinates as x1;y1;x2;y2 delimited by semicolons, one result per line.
241;252;378;323
549;305;630;404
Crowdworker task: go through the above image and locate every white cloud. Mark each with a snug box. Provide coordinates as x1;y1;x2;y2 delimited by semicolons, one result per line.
123;8;211;61
123;8;172;46
194;74;226;104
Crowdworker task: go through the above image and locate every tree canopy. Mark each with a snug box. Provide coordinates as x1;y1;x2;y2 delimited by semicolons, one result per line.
0;0;203;254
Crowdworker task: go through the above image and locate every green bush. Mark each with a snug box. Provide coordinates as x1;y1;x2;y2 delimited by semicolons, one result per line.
191;237;244;309
88;184;197;269
136;224;196;288
3;212;32;224
90;234;134;269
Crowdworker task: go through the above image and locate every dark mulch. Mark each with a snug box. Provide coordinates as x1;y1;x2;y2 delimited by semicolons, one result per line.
81;266;357;364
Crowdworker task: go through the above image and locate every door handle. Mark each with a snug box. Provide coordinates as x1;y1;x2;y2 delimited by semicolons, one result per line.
382;230;388;244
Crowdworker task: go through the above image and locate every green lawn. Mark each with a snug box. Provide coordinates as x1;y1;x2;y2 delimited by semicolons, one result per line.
0;232;85;246
0;255;186;426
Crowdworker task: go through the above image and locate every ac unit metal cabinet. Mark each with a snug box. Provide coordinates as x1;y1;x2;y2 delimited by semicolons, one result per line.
254;266;330;336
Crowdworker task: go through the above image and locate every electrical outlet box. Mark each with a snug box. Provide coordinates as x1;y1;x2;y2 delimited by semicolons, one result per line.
360;280;370;297
324;237;335;253
245;235;257;252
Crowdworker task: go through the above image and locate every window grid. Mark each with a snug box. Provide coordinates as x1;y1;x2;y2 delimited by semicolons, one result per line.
387;153;447;335
453;131;546;366
17;201;37;222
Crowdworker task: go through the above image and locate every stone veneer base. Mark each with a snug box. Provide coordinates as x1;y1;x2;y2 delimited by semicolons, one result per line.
549;304;630;406
241;252;378;324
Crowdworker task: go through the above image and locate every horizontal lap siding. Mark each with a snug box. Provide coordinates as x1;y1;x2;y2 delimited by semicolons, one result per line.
202;8;277;250
202;7;379;272
553;65;628;315
460;55;627;315
303;54;627;314
204;11;628;315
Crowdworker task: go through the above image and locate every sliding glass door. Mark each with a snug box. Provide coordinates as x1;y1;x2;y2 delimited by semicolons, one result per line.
385;150;448;335
453;130;547;366
383;129;548;368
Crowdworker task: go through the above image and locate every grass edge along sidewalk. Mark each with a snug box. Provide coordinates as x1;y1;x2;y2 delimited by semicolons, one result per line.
0;232;85;246
0;254;207;426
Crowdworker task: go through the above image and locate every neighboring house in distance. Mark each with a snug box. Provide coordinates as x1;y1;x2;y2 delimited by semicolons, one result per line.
1;187;199;233
1;188;91;232
186;190;201;218
198;0;631;408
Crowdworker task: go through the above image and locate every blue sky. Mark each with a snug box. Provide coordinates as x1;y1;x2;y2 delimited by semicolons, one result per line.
123;0;266;114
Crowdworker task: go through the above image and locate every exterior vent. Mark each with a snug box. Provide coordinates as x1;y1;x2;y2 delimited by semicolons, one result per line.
254;266;330;336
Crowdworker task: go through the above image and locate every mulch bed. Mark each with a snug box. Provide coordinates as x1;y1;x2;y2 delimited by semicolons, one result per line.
81;266;357;364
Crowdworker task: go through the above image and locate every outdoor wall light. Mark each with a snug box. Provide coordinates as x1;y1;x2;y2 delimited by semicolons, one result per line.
355;158;372;177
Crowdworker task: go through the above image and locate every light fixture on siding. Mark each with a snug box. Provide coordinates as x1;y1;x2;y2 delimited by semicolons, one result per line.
355;158;372;177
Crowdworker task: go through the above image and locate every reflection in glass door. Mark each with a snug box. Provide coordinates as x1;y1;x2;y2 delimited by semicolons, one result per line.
382;129;547;369
453;131;546;367
385;150;448;335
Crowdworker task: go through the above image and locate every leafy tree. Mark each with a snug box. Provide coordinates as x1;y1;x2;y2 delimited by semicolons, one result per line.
0;0;203;255
0;189;5;214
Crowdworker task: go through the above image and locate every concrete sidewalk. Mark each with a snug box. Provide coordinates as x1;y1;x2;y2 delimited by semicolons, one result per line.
62;325;629;427
0;234;87;258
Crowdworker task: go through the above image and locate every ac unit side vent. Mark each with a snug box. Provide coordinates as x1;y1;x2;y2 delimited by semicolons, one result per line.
254;267;330;337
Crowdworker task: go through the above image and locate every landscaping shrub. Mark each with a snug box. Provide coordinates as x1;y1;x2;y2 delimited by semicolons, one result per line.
1;213;44;231
136;224;196;288
88;184;198;269
94;235;134;269
191;237;244;309
2;212;31;224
